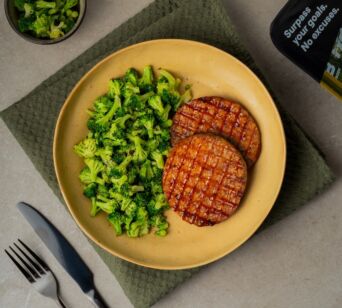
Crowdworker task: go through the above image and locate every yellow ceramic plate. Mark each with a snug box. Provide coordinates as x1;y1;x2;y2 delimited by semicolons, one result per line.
54;39;286;270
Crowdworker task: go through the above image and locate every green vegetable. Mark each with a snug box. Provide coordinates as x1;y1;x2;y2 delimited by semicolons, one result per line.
23;3;34;17
83;183;97;198
74;66;192;237
14;0;79;39
36;1;56;9
74;137;97;158
79;158;104;185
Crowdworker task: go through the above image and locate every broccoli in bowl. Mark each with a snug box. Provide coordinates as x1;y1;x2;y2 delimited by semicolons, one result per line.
74;66;192;237
12;0;81;40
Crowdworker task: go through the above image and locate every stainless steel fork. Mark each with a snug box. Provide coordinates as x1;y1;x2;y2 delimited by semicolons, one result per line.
5;239;66;308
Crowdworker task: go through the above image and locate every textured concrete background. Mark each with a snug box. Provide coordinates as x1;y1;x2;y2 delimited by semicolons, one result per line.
1;0;342;307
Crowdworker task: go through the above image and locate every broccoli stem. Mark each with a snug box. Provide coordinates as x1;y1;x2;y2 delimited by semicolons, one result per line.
36;1;57;9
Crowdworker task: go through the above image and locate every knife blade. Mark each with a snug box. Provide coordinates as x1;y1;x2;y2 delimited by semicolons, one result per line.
17;202;108;308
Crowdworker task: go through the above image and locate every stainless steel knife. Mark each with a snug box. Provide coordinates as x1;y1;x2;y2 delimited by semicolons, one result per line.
17;202;108;308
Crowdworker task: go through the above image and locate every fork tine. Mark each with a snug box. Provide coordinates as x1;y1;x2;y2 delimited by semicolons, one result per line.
9;246;40;279
18;239;49;271
4;249;35;283
14;243;45;275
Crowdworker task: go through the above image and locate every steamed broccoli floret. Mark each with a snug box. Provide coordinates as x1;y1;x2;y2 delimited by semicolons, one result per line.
160;119;173;128
108;79;123;98
127;207;149;237
159;104;172;123
128;135;147;163
109;189;124;202
158;69;177;89
123;82;140;98
87;118;106;133
65;9;78;18
104;138;127;148
31;14;50;37
158;140;171;156
147;194;169;215
148;95;165;116
111;175;128;191
113;114;132;128
148;95;172;124
109;155;132;177
156;76;169;95
24;3;34;17
152;167;163;182
139;114;155;139
95;146;112;164
64;0;78;10
127;166;138;184
73;138;97;158
139;91;154;104
159;88;181;111
124;92;154;111
100;170;110;184
79;158;104;184
124;68;139;86
103;122;124;141
133;192;150;206
123;215;133;232
83;183;97;198
151;150;164;169
125;95;141;112
94;197;117;214
139;160;155;181
130;185;145;192
18;15;35;32
49;21;64;39
180;85;192;104
160;129;171;142
146;139;159;152
151;214;169;236
171;86;192;111
120;197;137;217
154;194;169;210
90;197;100;216
95;95;122;130
112;152;126;165
93;96;112;115
79;167;98;185
139;65;155;93
157;71;190;111
108;212;124;235
150;180;163;195
97;184;110;198
61;17;75;33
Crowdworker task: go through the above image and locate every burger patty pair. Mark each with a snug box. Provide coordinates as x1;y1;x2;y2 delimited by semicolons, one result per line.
162;96;261;227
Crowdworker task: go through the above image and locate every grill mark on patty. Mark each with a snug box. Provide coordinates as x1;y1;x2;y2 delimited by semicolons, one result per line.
173;139;204;212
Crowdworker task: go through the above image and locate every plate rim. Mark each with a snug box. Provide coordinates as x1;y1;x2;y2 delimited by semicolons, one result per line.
53;39;287;270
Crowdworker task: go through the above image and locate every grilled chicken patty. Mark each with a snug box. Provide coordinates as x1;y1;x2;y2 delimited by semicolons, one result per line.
163;134;247;226
171;96;261;167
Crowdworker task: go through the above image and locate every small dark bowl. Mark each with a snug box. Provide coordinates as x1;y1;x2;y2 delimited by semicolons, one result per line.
4;0;87;44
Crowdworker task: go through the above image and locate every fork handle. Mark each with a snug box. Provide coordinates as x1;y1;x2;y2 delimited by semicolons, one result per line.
86;288;108;308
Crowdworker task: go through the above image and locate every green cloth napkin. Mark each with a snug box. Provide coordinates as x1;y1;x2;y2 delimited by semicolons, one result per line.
0;0;335;307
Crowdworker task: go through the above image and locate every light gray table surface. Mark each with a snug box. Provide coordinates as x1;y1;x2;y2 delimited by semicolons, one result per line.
1;0;342;307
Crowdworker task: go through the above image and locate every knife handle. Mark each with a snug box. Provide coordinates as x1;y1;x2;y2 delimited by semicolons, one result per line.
86;288;108;308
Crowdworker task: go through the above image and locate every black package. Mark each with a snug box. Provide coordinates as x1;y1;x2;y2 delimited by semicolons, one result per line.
271;0;342;99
